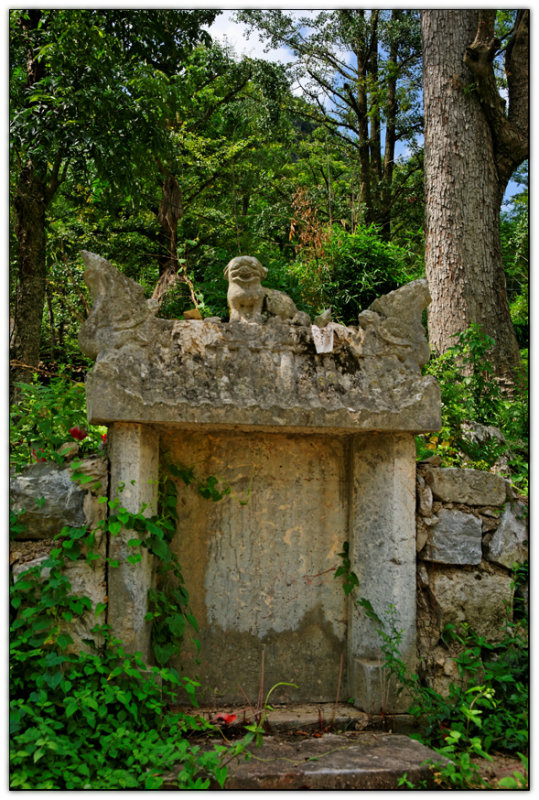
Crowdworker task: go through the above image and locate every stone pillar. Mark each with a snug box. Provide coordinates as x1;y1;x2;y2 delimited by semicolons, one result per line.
108;423;159;661
348;433;417;713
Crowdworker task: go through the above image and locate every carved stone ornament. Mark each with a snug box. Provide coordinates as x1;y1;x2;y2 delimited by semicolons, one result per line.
79;251;440;433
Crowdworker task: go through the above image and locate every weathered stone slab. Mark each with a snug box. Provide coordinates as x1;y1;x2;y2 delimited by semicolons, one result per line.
108;423;159;661
422;466;506;506
486;500;528;569
79;252;440;434
163;428;348;704
417;475;433;516
220;733;442;790
10;457;108;540
421;508;482;565
426;568;513;641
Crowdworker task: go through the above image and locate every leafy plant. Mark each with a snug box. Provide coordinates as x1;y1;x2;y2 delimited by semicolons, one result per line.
9;492;255;790
290;224;421;323
334;541;359;595
421;324;528;492
357;596;528;788
10;375;107;472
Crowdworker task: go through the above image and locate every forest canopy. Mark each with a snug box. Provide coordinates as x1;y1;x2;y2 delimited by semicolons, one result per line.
9;9;528;384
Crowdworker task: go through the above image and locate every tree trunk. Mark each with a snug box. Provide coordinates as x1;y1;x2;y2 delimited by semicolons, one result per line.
380;10;399;239
421;10;521;378
11;163;48;389
352;13;373;227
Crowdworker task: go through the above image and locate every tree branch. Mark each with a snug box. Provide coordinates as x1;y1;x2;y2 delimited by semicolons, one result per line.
463;10;528;185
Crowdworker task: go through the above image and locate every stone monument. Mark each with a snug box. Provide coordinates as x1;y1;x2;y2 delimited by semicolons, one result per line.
79;250;440;712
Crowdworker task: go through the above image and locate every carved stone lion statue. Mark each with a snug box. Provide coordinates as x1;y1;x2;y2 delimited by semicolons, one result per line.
224;255;310;325
224;256;268;322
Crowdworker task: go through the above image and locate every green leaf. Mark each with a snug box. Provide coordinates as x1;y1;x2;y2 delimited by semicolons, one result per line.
56;633;74;650
108;520;122;536
148;537;171;562
94;601;107;618
167;613;185;637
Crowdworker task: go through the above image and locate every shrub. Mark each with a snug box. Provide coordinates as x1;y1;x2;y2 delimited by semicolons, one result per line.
9;506;252;790
290;224;422;323
359;594;528;789
420;324;528;492
10;375;107;472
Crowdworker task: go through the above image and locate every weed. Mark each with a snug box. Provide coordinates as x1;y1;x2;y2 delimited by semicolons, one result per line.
357;596;528;789
421;324;528;493
10;375;107;472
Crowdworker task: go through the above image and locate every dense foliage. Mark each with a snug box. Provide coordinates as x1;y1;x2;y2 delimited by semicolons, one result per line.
359;595;528;789
10;8;528;791
418;324;528;493
9;9;528;382
10;503;255;789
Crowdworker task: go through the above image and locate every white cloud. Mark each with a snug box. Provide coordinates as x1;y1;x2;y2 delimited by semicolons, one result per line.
206;11;295;64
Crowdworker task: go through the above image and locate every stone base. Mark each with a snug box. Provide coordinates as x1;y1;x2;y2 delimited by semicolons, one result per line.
164;733;445;790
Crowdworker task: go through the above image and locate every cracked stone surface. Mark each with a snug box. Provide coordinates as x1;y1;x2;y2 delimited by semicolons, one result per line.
79;251;440;433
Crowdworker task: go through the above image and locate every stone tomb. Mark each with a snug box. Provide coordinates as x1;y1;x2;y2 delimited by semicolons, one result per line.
79;251;440;712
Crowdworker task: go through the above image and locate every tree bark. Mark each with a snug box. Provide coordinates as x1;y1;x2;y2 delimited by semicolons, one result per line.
353;19;373;226
11;163;48;388
421;10;523;378
380;10;400;239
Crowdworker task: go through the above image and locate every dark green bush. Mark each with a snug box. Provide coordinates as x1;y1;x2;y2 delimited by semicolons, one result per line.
290;224;422;324
420;325;528;492
10;375;107;472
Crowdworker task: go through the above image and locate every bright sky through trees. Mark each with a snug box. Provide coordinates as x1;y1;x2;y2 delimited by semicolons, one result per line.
206;9;523;207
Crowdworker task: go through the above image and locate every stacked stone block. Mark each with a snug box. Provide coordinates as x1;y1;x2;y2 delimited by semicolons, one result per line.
415;462;528;694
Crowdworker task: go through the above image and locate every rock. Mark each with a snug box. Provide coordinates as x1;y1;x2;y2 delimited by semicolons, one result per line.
418;455;442;466
416;519;428;552
461;421;505;446
481;517;500;533
264;287;300;321
218;733;446;790
485;500;528;569
314;309;332;328
11;535;106;653
292;310;311;326
10;457;108;540
57;441;80;459
417;475;433;516
421;508;482;565
424;568;513;642
422;466;506;506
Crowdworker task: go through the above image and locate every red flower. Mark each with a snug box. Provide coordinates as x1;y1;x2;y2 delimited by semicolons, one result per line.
69;426;87;441
101;433;107;443
215;713;237;725
31;448;47;462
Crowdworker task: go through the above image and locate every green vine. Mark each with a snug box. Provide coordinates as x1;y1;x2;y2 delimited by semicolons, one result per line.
9;459;254;789
334;541;359;596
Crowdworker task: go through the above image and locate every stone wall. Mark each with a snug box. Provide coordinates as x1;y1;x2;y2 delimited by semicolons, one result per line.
10;455;109;650
415;461;528;694
10;455;528;703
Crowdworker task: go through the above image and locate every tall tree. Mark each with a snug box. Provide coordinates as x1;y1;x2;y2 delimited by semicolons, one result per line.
421;10;528;377
237;9;423;237
9;9;218;386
